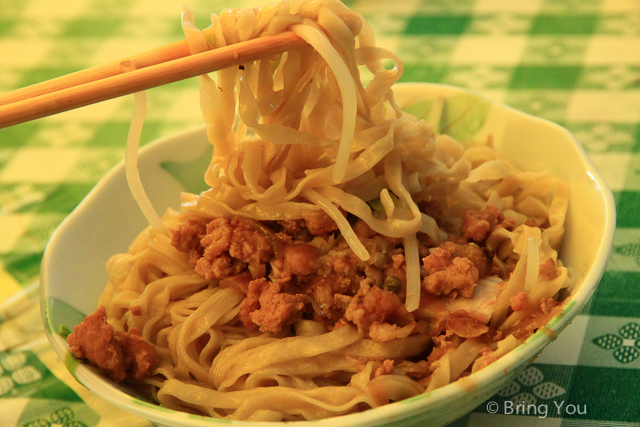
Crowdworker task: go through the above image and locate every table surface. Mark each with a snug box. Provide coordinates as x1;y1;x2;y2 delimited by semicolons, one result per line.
1;0;639;426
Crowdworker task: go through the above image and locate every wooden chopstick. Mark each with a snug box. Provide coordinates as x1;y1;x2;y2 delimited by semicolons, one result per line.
0;32;305;129
0;40;192;108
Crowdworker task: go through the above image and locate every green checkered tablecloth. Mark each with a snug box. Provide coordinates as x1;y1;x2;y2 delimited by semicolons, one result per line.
1;0;639;425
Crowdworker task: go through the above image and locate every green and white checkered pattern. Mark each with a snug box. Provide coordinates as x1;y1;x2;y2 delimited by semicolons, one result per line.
1;0;639;425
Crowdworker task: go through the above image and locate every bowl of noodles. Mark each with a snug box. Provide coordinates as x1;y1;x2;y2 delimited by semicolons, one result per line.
40;0;615;426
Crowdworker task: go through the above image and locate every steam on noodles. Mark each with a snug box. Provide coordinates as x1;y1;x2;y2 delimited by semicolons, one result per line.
66;0;571;421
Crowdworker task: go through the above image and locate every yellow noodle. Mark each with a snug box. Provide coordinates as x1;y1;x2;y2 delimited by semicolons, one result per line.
91;0;572;421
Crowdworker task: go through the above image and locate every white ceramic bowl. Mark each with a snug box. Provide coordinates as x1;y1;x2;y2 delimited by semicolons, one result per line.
40;83;616;427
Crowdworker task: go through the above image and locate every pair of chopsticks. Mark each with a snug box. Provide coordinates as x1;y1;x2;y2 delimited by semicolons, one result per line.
0;32;305;130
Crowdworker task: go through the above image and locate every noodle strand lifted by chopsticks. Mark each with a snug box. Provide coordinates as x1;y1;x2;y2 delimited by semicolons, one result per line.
290;23;357;184
121;61;167;235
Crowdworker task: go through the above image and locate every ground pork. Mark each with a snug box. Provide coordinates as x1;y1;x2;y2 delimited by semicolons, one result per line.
345;281;415;340
305;277;336;318
423;248;452;274
240;277;310;334
461;205;515;243
302;209;339;236
440;241;491;278
279;219;312;241
170;208;512;344
67;306;158;382
171;219;207;266
422;249;479;298
374;359;395;377
173;217;274;281
539;298;558;314
511;291;531;311
539;257;559;280
283;243;319;276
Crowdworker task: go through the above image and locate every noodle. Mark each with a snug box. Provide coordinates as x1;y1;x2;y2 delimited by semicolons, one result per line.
65;0;572;422
289;23;356;184
121;61;167;235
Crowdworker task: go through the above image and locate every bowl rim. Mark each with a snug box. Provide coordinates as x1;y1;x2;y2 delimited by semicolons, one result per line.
40;82;617;427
